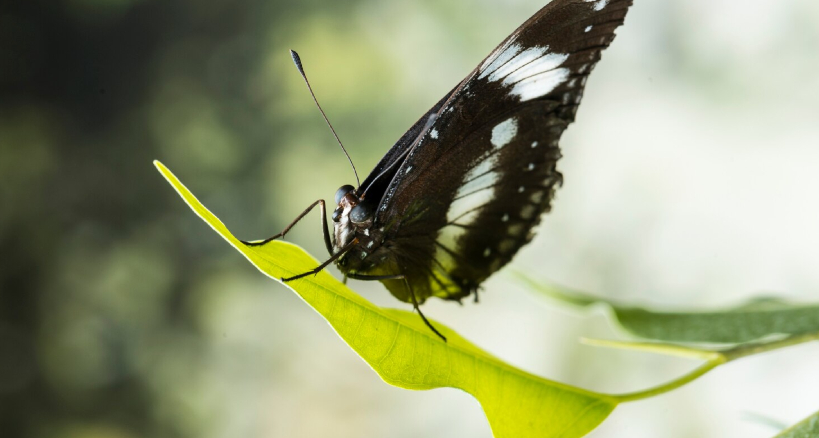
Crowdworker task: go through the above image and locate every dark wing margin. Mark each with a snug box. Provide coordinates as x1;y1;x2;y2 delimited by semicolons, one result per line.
372;0;633;302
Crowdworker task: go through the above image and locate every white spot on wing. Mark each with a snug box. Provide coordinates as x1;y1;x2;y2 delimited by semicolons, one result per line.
454;208;481;226
531;141;539;148
457;156;499;200
521;205;537;219
479;44;572;105
434;245;456;271
447;188;495;225
430;128;439;139
499;238;516;253
446;148;502;225
487;46;549;82
501;52;568;85
508;223;525;237
479;42;523;79
509;68;571;102
491;118;518;149
437;225;466;253
585;25;593;32
584;0;610;11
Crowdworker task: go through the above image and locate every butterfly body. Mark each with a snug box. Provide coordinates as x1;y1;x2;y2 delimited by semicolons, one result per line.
325;0;632;307
250;0;633;338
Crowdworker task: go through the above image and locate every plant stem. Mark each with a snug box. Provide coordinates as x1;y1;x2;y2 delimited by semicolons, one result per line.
612;359;723;403
610;331;819;403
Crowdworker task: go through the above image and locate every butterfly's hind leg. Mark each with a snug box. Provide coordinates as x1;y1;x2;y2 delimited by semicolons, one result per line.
405;278;448;342
241;199;333;256
345;273;447;342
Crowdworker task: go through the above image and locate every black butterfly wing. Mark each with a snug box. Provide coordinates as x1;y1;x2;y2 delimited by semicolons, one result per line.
356;86;457;203
368;0;633;303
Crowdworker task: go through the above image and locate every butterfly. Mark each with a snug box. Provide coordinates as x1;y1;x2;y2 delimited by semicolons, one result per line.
244;0;633;340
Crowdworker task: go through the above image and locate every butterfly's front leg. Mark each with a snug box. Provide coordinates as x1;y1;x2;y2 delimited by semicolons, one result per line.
241;199;333;256
282;238;358;282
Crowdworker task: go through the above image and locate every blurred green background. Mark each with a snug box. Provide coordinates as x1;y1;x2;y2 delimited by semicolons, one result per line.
1;0;818;437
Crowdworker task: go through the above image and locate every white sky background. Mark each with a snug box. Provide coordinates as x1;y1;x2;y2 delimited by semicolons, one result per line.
199;1;819;437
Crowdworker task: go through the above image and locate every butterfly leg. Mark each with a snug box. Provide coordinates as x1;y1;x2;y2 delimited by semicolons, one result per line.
241;199;333;256
404;278;448;342
282;238;358;282
345;273;447;342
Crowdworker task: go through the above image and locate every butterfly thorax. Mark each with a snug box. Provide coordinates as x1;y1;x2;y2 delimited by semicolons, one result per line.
332;193;359;251
331;186;391;274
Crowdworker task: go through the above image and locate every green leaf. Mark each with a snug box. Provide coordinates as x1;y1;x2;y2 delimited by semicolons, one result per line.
774;410;819;438
155;161;617;438
521;277;819;344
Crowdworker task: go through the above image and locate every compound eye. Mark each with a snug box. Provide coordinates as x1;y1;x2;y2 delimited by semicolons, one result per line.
331;208;342;222
349;203;373;224
334;184;355;204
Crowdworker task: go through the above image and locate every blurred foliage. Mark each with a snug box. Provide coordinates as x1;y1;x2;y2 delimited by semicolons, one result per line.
775;409;819;438
1;0;397;436
523;278;819;343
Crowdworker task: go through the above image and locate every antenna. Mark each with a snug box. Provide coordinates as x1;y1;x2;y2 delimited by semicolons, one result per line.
289;50;360;188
